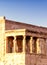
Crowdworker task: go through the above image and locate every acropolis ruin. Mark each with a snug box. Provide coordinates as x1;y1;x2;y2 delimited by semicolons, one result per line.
0;16;47;65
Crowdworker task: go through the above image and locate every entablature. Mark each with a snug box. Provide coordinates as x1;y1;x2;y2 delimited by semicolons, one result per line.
5;29;47;38
5;29;26;37
26;29;47;38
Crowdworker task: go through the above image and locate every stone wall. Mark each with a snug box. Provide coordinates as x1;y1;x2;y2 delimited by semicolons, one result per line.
4;53;25;65
25;54;47;65
0;17;5;63
1;53;47;65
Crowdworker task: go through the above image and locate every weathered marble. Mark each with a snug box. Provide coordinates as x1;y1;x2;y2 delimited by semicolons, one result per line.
0;16;47;65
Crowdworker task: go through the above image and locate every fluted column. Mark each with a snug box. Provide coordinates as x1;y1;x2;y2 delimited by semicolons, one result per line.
23;36;26;53
30;37;33;53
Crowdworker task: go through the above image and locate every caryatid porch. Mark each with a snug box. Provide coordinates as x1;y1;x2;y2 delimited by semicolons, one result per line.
5;29;46;55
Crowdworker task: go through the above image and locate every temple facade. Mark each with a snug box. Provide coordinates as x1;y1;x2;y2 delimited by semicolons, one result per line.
0;16;47;65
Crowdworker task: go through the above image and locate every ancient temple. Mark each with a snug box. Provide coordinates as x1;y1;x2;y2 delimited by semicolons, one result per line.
0;16;47;65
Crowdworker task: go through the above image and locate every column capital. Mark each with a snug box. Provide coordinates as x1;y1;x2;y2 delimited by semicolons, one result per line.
23;35;26;38
30;37;33;40
14;36;17;40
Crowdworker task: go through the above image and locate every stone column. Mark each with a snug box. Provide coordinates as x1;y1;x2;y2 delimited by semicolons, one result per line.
13;36;17;53
23;36;26;53
40;38;46;54
37;38;46;54
36;38;41;54
30;37;33;53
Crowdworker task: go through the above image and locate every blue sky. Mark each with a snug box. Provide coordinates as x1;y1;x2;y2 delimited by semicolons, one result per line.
0;0;47;27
